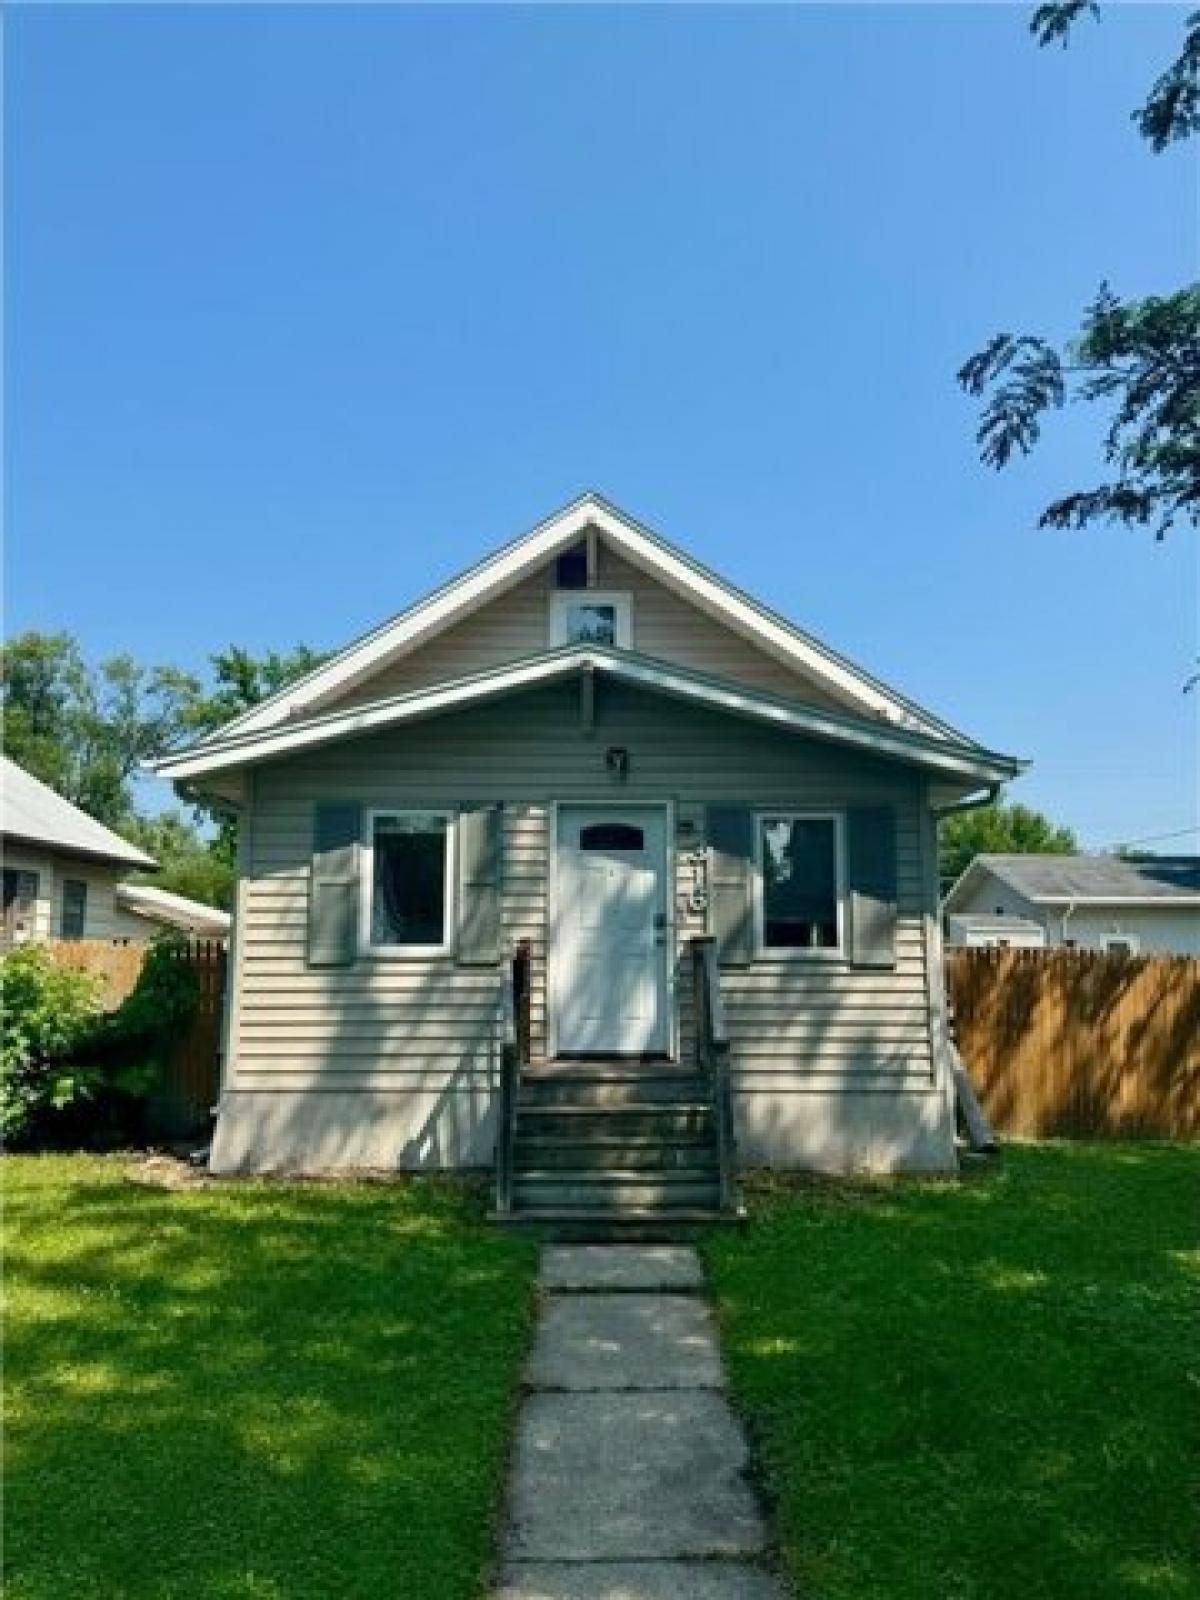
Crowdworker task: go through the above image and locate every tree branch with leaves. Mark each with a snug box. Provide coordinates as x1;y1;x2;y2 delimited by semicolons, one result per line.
960;7;1200;541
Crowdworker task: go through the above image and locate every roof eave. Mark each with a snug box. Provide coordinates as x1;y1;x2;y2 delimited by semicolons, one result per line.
152;647;1023;789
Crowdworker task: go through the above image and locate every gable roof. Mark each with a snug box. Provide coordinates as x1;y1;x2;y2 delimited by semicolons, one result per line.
201;493;981;748
1;757;157;870
946;853;1200;909
152;644;1022;787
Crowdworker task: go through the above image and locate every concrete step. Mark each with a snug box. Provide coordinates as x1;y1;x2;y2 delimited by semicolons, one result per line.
514;1136;717;1173
516;1105;714;1140
513;1173;723;1211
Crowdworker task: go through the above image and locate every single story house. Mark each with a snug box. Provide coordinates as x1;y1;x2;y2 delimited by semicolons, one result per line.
1;756;228;945
943;853;1200;955
153;493;1023;1206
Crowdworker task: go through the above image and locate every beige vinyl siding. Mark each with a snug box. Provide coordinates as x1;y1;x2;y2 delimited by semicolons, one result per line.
1;846;129;944
322;544;850;713
232;679;935;1106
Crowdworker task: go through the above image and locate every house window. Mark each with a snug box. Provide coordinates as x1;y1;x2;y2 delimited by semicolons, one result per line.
60;879;87;939
1104;934;1139;956
756;813;845;956
549;591;632;649
363;811;453;954
3;869;39;911
580;822;644;851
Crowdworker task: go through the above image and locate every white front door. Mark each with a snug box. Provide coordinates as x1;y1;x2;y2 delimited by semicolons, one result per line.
554;805;671;1056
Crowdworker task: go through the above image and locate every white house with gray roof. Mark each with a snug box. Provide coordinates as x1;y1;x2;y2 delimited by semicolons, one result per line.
153;493;1023;1204
1;756;228;945
943;853;1200;955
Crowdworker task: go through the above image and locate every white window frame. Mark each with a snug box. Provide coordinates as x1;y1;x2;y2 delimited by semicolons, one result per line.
753;810;847;961
548;590;633;649
360;808;456;958
1103;932;1140;956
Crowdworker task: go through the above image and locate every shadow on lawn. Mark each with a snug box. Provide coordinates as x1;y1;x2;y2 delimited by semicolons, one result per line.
5;1166;537;1600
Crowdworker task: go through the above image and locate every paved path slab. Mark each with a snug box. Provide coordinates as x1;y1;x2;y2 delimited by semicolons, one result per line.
540;1244;704;1293
496;1561;785;1599
493;1245;784;1598
504;1390;768;1561
528;1292;724;1391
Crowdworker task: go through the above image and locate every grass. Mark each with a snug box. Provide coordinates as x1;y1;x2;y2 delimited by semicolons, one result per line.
4;1155;539;1600
704;1142;1200;1600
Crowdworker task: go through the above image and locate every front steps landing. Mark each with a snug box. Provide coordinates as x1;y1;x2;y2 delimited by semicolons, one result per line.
495;1062;741;1240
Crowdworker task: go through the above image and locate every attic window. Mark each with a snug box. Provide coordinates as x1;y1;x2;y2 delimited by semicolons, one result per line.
555;543;589;589
549;591;632;648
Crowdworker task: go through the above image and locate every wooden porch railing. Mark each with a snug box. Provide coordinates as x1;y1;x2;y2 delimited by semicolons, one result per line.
690;936;737;1213
494;939;531;1217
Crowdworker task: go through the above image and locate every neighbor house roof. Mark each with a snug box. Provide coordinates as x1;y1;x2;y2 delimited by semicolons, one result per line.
151;644;1023;787
197;492;987;749
946;853;1200;910
1;757;157;870
115;882;231;936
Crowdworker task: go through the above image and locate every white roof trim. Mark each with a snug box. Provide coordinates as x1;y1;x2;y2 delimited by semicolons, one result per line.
152;646;1020;786
205;493;974;747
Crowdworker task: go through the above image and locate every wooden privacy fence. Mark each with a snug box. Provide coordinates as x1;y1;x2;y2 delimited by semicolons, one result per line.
51;939;228;1137
947;948;1199;1139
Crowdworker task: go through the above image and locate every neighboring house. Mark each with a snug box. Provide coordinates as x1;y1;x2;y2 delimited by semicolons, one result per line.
0;757;228;946
944;854;1200;955
2;756;157;945
112;883;231;940
153;493;1022;1197
944;912;1046;950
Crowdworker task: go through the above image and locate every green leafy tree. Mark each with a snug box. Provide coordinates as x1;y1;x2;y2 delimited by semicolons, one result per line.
184;644;331;740
177;642;332;870
959;7;1200;541
1;633;200;826
939;801;1078;893
124;811;236;910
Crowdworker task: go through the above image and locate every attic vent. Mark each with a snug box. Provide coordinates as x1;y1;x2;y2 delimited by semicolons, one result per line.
555;542;588;589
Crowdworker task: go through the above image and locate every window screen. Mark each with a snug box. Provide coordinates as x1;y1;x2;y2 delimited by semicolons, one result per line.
60;879;88;939
369;813;449;948
759;816;840;950
563;602;618;645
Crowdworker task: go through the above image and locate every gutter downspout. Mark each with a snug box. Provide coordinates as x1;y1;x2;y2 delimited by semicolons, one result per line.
1060;900;1076;947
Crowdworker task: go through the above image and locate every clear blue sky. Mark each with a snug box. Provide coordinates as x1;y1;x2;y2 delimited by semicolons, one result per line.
6;3;1197;847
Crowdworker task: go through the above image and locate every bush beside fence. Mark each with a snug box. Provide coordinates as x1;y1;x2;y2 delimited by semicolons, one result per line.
947;948;1199;1139
48;939;227;1139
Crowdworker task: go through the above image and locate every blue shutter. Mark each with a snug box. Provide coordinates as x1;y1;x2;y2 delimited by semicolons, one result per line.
846;806;897;968
456;804;503;965
308;804;361;967
707;807;754;967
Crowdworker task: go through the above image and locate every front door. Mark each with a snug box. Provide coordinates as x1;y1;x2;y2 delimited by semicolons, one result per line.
554;805;671;1056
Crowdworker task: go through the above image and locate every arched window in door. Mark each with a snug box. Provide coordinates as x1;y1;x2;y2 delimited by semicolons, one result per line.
579;822;645;851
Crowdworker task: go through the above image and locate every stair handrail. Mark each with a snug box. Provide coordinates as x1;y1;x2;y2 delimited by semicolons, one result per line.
495;939;531;1216
691;936;736;1213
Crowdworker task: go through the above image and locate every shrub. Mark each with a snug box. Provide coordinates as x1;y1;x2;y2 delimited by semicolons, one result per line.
1;946;102;1144
1;937;203;1149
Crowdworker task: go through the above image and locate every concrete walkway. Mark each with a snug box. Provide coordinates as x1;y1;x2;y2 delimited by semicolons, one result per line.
495;1245;784;1600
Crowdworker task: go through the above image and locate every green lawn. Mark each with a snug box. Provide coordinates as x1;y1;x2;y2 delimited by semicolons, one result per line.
4;1156;538;1600
704;1143;1199;1600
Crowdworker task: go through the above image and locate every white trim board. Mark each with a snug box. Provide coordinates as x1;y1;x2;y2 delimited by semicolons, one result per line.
151;645;1023;787
197;493;980;747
